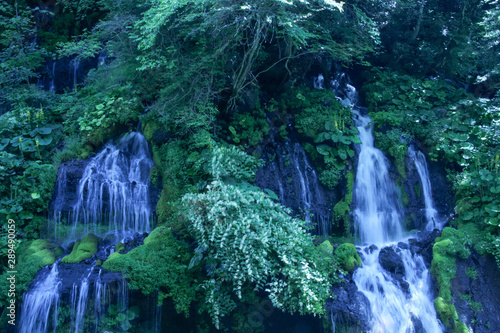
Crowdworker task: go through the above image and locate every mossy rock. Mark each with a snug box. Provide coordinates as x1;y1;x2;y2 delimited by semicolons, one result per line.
23;239;58;266
62;234;100;263
434;297;470;332
435;296;458;328
107;252;121;261
102;226;195;316
334;243;362;272
53;246;65;258
0;239;59;306
142;120;161;143
115;242;125;253
318;240;334;258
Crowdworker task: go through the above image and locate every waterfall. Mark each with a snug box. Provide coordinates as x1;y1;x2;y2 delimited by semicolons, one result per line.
52;132;154;242
71;270;91;333
19;263;61;333
331;73;443;332
21;131;156;332
352;109;403;244
408;146;441;231
314;73;325;89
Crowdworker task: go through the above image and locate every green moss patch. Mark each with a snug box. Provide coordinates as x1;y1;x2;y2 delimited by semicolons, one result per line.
318;240;334;258
62;234;100;263
334;243;362;272
431;227;472;332
0;239;61;306
102;226;195;316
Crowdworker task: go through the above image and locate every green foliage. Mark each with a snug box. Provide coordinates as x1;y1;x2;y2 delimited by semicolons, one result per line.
374;128;411;178
332;170;354;236
179;143;338;328
0;2;46;87
333;201;350;234
333;243;361;273
61;84;141;145
281;86;358;189
61;234;100;263
103;226;196;316
465;267;479;280
225;106;270;147
130;0;377;134
368;0;486;80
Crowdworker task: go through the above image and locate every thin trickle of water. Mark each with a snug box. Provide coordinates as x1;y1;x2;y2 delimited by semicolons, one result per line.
20;264;61;333
49;62;56;92
260;141;332;235
330;72;443;332
291;144;330;235
294;147;313;221
408;146;441;231
313;73;325;89
74;277;89;333
94;269;107;332
71;58;80;91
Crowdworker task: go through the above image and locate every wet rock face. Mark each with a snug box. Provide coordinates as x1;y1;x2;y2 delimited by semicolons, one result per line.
255;139;339;235
379;246;406;275
329;279;372;332
378;245;410;294
50;159;89;214
409;229;441;265
452;252;500;333
37;56;99;93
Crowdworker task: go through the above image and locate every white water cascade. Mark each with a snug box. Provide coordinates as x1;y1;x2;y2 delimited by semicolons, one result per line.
19;263;61;333
330;73;443;332
70;269;91;333
20;131;156;332
52;132;154;241
408;146;441;231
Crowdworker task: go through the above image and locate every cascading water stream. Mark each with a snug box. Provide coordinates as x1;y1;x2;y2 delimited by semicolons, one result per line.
329;73;443;332
19;263;61;333
52;132;154;242
408;146;441;231
70;268;92;333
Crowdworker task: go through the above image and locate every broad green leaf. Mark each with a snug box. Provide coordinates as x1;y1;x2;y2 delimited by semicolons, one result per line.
316;144;331;156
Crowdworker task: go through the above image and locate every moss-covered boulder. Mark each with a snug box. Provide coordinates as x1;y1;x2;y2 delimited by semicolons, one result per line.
61;234;100;263
334;243;362;272
102;226;195;316
318;240;334;257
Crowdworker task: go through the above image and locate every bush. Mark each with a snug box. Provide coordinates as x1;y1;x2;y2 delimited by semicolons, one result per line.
179;143;339;328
